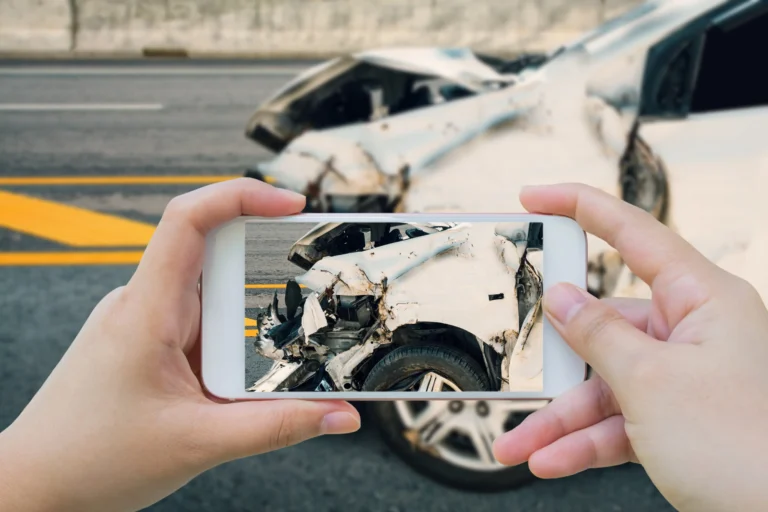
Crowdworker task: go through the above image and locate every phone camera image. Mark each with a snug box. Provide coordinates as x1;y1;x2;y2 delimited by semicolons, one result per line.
245;221;544;393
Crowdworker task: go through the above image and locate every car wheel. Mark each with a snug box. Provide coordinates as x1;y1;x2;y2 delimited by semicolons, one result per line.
363;345;543;491
362;344;490;392
368;399;544;491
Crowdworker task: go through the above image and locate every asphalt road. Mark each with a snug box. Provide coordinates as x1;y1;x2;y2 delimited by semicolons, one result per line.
0;60;673;512
245;222;316;386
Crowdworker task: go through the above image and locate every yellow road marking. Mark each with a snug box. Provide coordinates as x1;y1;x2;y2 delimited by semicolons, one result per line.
245;329;259;337
0;251;145;266
245;284;306;289
0;175;240;186
245;318;257;327
0;190;156;247
0;251;312;288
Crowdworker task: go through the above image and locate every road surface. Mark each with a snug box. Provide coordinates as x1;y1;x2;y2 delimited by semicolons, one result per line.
0;60;673;512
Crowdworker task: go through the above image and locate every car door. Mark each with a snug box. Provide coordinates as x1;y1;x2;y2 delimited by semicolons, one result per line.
635;0;768;291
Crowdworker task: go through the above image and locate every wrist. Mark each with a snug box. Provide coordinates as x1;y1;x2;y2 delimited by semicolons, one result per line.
0;424;69;512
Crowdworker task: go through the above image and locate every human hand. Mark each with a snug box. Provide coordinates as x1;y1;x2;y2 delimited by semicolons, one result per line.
0;179;360;512
493;184;768;511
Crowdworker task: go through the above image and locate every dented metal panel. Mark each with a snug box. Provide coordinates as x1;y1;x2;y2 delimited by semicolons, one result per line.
356;48;512;90
325;336;384;390
295;223;471;297
301;294;328;342
248;361;303;392
245;47;510;151
505;308;544;392
378;223;521;342
255;84;530;203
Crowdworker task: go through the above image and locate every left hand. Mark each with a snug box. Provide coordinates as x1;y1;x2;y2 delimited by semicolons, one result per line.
0;179;360;512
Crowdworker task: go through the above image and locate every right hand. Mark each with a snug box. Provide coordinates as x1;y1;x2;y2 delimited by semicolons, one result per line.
493;184;768;511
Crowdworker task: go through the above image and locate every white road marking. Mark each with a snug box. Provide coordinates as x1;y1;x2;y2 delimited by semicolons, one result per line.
0;67;306;77
0;103;164;112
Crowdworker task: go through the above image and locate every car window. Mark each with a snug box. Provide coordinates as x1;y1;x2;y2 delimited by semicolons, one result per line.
527;223;544;251
639;0;767;119
689;7;768;112
653;38;700;115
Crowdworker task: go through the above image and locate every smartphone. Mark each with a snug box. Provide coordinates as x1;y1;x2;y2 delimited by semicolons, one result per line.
202;214;587;400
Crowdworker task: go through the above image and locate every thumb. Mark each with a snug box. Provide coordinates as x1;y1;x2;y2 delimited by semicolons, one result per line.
198;400;360;463
544;283;660;396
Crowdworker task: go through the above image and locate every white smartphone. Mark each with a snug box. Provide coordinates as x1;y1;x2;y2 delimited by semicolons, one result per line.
202;213;587;400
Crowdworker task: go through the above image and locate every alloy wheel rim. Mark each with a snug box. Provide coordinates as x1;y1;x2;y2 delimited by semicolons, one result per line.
394;398;549;472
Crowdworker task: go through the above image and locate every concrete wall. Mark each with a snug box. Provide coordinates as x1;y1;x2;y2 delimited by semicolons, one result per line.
0;0;644;57
0;0;72;51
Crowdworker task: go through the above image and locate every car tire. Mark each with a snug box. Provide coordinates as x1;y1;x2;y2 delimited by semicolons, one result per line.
362;344;490;392
367;401;537;492
363;345;537;491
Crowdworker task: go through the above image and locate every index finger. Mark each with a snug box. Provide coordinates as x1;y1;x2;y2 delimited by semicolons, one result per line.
131;178;305;297
520;183;712;286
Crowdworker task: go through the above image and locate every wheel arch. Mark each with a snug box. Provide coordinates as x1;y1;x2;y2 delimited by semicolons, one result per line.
354;322;501;388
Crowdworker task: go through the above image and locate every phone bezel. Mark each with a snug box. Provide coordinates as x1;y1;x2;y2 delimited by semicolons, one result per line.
202;213;587;400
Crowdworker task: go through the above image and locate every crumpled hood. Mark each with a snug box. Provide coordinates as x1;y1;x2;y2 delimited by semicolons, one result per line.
356;47;511;88
256;77;543;200
250;0;725;181
295;224;471;296
245;47;511;152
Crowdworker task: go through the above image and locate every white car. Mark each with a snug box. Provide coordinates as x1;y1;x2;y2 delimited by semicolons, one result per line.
243;0;768;491
250;221;545;395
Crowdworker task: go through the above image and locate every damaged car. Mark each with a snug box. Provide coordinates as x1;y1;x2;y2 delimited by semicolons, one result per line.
244;46;546;212
250;221;544;394
243;0;768;491
246;0;768;299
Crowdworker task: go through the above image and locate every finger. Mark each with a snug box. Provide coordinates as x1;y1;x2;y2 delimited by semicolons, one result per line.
493;376;619;466
131;179;305;297
186;336;201;377
199;400;360;463
603;296;672;342
545;282;661;394
520;183;713;286
493;298;651;468
528;415;636;478
602;297;650;332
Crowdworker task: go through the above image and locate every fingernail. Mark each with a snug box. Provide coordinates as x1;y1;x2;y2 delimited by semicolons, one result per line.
545;283;590;324
320;412;360;435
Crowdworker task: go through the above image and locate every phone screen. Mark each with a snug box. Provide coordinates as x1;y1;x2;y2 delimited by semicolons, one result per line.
245;220;544;393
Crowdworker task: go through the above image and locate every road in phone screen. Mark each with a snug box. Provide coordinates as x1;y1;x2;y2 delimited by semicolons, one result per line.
245;221;543;393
